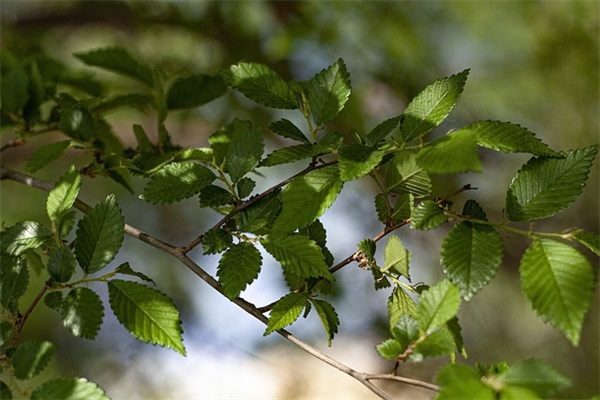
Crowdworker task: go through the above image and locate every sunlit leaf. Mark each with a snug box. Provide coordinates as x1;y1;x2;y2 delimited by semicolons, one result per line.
411;200;446;230
417;280;461;333
338;143;384;181
387;151;431;197
11;341;56;380
0;221;51;256
60;288;104;339
470;120;560;156
383;236;410;279
47;166;81;229
31;377;109;400
376;338;403;359
264;292;308;335
261;234;332;280
311;299;339;346
365;115;402;147
416;129;481;173
141;162;216;204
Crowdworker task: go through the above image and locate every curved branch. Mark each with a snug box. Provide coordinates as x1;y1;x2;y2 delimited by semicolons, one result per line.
1;165;439;399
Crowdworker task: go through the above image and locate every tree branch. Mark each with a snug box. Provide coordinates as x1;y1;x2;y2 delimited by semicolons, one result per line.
1;166;439;398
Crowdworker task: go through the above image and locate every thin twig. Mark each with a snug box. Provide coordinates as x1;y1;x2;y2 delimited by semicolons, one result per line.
11;284;48;347
367;374;440;392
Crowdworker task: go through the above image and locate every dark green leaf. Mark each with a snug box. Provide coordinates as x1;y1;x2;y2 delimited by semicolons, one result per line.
217;242;262;299
506;145;599;221
1;67;29;114
44;291;64;312
411;200;446;230
114;262;155;285
0;380;11;400
74;194;124;274
31;377;109;400
520;239;594;345
1;221;51;256
59;106;95;141
462;199;487;220
387;151;431;197
60;288;104;339
142;162;216;204
260;143;329;167
470;120;560;156
26;140;73;173
238;193;281;234
0;255;29;313
261;234;333;280
573;230;599;256
93;94;155;115
226;123;264;183
264;292;308;335
237;177;256;198
398;69;469;142
338;143;384;181
199;185;234;207
392;193;412;222
365;115;402;147
75;47;154;87
47;166;81;229
47;244;76;283
303;58;352;126
416;129;481;173
499;359;570;397
357;238;376;262
167;74;226;110
311;299;339;346
11;341;56;380
268;118;309;143
223;62;298;109
108;279;185;355
202;228;232;255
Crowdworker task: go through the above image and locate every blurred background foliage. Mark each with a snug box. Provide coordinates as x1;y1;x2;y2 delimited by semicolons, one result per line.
1;1;598;398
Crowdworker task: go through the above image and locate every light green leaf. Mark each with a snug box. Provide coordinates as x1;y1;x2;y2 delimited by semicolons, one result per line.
1;67;29;114
11;341;56;380
238;193;281;234
31;377;109;400
303;58;352;126
61;288;104;339
416;129;481;173
268;118;309;143
365;115;402;147
0;255;29;313
376;338;403;359
75;47;154;87
338;143;384;181
261;234;332;280
520;239;594;345
142;162;216;204
108;279;185;355
387;151;431;197
167;74;226;110
259;143;329;167
75;194;124;274
470;120;560;156
264;292;308;335
506;145;599;221
499;359;571;398
398;69;469;142
573;230;599;255
47;166;81;228
417;279;461;333
217;242;262;299
411;200;446;230
436;364;496;400
271;165;343;235
26;140;73;173
0;221;51;256
391;314;420;348
501;386;540;400
388;286;417;328
414;328;456;358
114;262;155;285
441;221;503;300
47;244;76;283
311;299;339;346
383;236;410;279
223;62;298;109
226;123;264;183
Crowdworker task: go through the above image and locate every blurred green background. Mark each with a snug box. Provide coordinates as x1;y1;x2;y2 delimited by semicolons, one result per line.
1;1;598;399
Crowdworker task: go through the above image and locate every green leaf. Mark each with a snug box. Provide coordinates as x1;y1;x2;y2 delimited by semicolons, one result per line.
470;120;560;156
0;380;11;400
383;236;411;279
47;166;81;228
357;238;377;262
271;165;343;235
520;239;594;345
338;143;384;181
506;145;599;221
462;198;487;220
59;106;94;141
501;386;540;400
236;177;256;198
260;143;329;167
388;286;417;328
223;62;298;109
441;221;503;300
261;234;333;280
499;359;570;398
31;377;110;400
114;262;155;285
75;194;124;274
376;338;403;359
108;279;185;355
75;47;154;87
167;74;226;110
436;364;496;400
416;129;482;173
411;200;446;230
573;230;599;255
60;288;104;339
387;151;431;197
311;299;339;346
264;292;308;335
1;67;29;114
446;316;467;359
391;314;420;347
57;210;77;239
142;162;216;204
365;115;402;147
44;291;64;312
238;193;281;234
392;193;413;222
93;93;155;115
47;244;76;283
11;341;56;380
398;69;469;142
217;242;262;299
202;228;232;255
1;221;51;256
303;58;352;126
414;328;456;358
417;279;461;333
0;255;29;313
26;140;73;173
226;123;264;183
199;185;234;208
268;119;309;143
